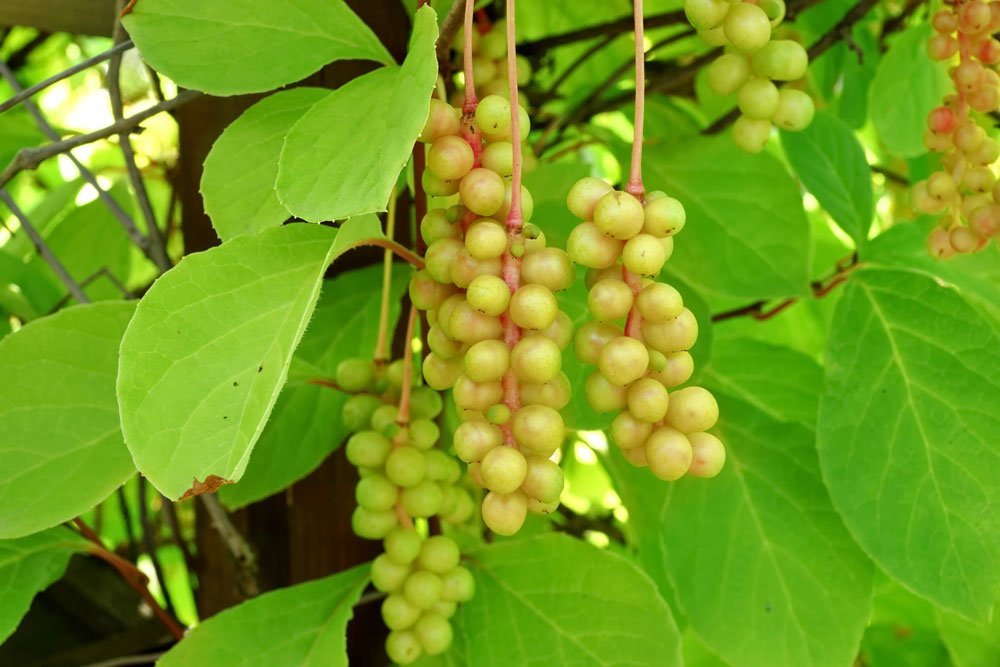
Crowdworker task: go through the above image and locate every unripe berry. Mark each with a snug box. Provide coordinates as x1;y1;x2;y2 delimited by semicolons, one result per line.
342;394;382;432
637;282;684;322
425;238;464;284
519;372;572;410
410;270;455;311
448;302;504;343
594;191;645;240
665;386;719;433
959;1;991;33
585;371;629;412
372;553;411;592
491;182;535;223
598;336;650;386
950;226;982;253
733;114;771;153
953;61;985;93
450;250;501;289
645;427;693;481
513;457;561;504
771;89;814;131
520;248;575;291
335;358;375;392
356;473;398;512
611;410;654;450
724;3;771;53
426;324;463;358
932;9;957;33
352;506;398;539
687;432;727;478
464;339;510;382
628;378;671;423
453;375;503;411
588;278;634;321
651;351;695;387
510;284;559;330
567;177;614;219
511;335;562;384
707;53;752;95
574;321;622;365
404;570;443;609
422;169;460;197
441;566;476;602
419;535;461;574
540;310;574;350
385;528;423;565
471;56;497;87
401;480;443;517
643;196;686;237
482;490;528;535
684;0;729;30
420;99;461;143
927;225;956;259
481;445;528;494
642;307;699;353
454;419;503;462
466;274;511;316
955;122;985;152
567;221;624;268
427;135;474;181
751;40;808;81
460;168;506;216
738;77;780;119
386;446;427;487
415;614;453;656
382;593;421;630
465;220;508;260
422;352;463;390
698;27;729;47
386;630;422;665
512;404;565;455
928;34;960;61
346;431;392;468
623;233;668;275
481;141;514;177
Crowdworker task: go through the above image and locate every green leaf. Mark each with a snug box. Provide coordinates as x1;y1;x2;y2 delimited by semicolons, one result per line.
860;576;951;667
607;395;874;667
703;338;822;426
644;135;811;301
117;224;341;500
158;563;370;666
781;111;873;247
219;264;409;508
0;302;136;539
818;268;1000;620
122;0;392;95
870;25;951;158
276;6;439;222
938;602;1000;667
202;88;331;242
0;527;90;644
442;533;682;665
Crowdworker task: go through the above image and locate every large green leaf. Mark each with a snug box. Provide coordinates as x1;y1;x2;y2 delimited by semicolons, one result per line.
0;527;90;644
158;563;369;666
219;264;409;508
202;88;332;242
122;0;391;95
781;111;873;248
818;268;1000;620
870;24;951;158
441;533;682;665
860;576;951;667
702;338;822;426
644;135;811;302
276;6;439;223
0;302;136;539
117;224;342;500
607;395;874;667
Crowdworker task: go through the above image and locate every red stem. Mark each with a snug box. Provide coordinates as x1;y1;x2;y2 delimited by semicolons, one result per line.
626;0;646;198
622;265;643;338
463;0;479;113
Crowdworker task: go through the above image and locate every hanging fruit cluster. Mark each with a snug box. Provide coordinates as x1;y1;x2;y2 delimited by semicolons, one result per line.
686;0;815;152
914;0;1000;257
450;18;532;108
334;357;475;665
564;180;726;480
411;90;573;537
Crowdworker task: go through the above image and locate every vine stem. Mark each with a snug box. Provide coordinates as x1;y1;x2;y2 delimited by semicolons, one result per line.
395;305;419;426
626;0;646;198
499;0;524;447
623;0;646;339
72;518;185;640
342;237;425;269
462;0;479;113
374;189;398;363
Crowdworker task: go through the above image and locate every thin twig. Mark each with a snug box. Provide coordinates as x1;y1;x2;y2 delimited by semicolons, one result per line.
72;517;185;641
48;266;132;313
160;493;196;575
518;10;686;55
198;494;260;597
0;41;133;114
108;4;171;271
84;652;167;667
437;0;466;78
137;477;177;619
116;486;139;563
0;190;89;303
0;89;202;192
0;60;151;259
545;31;621;97
871;164;909;185
711;253;860;322
374;189;398;363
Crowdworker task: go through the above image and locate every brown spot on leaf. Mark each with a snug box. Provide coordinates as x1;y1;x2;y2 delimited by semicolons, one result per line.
180;475;232;500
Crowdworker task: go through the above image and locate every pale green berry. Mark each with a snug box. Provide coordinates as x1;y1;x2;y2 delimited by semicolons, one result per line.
511;334;562;384
566;176;614;219
585;371;629;413
610;410;654;450
466;274;511;317
511;404;565;456
627;378;671;423
427;135;474;181
732;114;772;153
646;427;693;481
598;336;650;386
724;2;771;53
385;446;427;487
481;445;528;494
687;432;727;478
707;52;752;95
482;490;528;535
751;39;808;81
594;190;645;240
567;221;624;269
665;386;719;433
464;338;510;382
588;278;633;322
737;77;780;120
637;282;684;322
453;419;503;462
521;456;564;503
510;284;558;330
460;168;506;216
623;233;667;275
573;321;622;365
772;88;815;131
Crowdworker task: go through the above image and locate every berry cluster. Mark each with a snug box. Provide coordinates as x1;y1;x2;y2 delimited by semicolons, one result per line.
565;178;726;480
915;1;1000;257
411;94;571;537
335;358;474;665
686;0;814;152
